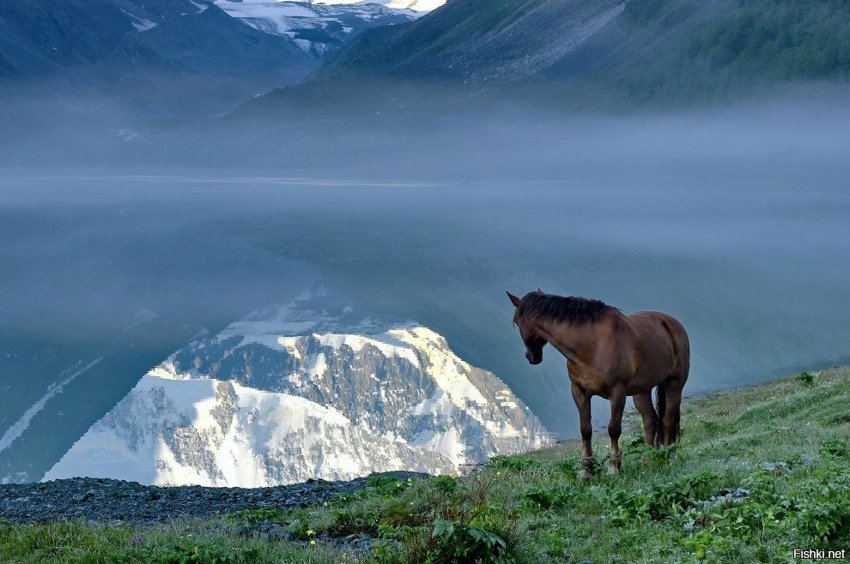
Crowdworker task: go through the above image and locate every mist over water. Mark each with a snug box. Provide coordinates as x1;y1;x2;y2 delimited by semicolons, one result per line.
1;98;849;480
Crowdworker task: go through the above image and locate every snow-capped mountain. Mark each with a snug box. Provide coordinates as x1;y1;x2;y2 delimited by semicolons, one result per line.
0;0;442;117
213;0;437;57
45;300;550;487
0;0;323;117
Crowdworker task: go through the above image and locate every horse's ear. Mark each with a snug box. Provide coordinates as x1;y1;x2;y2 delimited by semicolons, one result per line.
506;292;521;308
537;287;543;293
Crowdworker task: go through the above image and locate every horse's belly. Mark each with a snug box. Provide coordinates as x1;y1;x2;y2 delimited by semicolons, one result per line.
568;368;614;397
625;382;656;396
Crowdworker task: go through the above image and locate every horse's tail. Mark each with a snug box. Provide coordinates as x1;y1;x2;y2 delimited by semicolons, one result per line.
654;383;666;447
655;379;681;446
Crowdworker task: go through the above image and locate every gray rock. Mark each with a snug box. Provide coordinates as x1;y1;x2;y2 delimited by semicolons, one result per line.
0;471;427;525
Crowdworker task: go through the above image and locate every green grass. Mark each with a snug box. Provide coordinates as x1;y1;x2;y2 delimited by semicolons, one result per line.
2;367;848;562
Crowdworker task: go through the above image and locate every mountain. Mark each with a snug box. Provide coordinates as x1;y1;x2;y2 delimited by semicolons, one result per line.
263;0;850;110
45;302;550;487
0;0;321;117
0;0;441;118
0;0;315;78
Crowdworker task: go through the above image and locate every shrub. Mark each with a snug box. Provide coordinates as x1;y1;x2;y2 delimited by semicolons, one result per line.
523;485;575;511
366;475;416;496
820;438;848;458
601;471;719;524
789;464;850;543
799;372;815;387
429;518;510;563
431;475;463;495
137;541;261;563
490;456;540;471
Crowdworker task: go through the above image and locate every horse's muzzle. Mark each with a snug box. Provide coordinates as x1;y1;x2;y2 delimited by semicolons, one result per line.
526;352;542;365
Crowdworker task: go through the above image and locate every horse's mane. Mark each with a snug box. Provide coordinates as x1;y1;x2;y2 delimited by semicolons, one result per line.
515;291;616;326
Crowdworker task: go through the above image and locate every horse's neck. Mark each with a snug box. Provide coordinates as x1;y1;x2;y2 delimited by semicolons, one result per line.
536;319;588;363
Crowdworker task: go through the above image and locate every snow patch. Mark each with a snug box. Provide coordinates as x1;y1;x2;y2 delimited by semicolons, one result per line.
211;0;428;55
189;0;209;14
390;327;486;406
121;10;159;32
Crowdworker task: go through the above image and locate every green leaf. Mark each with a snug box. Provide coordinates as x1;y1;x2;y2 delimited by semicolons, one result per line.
432;519;455;538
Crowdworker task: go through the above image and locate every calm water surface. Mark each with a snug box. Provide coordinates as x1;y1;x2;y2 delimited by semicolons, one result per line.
1;170;849;479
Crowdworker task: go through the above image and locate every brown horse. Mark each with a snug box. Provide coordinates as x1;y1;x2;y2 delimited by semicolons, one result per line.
507;290;690;477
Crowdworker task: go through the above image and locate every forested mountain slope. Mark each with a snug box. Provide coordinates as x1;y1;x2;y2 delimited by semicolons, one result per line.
261;0;850;110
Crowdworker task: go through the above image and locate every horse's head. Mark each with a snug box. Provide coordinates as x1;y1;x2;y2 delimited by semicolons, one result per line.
507;291;546;365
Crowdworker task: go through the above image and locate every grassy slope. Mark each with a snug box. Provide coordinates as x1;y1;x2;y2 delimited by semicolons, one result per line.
1;366;848;562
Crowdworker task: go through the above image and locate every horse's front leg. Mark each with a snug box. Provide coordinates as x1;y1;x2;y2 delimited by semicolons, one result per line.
571;382;594;479
607;386;627;475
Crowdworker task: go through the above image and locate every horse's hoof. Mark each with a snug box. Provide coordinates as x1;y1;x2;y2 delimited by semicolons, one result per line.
606;465;620;476
577;469;593;480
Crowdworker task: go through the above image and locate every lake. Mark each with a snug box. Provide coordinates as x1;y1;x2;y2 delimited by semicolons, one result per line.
1;155;849;480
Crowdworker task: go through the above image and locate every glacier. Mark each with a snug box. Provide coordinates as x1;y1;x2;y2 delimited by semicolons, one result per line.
212;0;437;56
45;300;550;487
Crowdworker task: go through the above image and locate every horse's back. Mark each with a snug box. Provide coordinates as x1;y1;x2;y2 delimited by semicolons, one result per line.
626;311;690;379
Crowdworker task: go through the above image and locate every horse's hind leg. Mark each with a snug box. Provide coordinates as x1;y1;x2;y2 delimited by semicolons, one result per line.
633;392;658;446
661;378;685;445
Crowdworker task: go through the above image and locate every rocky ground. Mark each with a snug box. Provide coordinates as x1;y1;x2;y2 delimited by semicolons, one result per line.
0;472;427;526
